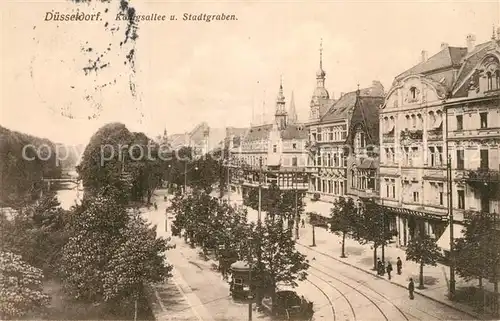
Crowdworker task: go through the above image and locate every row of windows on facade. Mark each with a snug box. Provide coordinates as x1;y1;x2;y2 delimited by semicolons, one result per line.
310;153;348;167
383;146;444;167
312;178;347;196
382;179;484;212
381;110;493;135
310;128;347;142
485;70;500;91
243;142;300;151
350;169;377;190
382;111;443;133
455;112;489;130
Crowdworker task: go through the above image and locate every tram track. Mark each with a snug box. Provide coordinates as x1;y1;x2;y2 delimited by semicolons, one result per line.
297;243;411;321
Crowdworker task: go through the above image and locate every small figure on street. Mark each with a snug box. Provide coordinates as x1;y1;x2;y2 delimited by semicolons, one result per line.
408;278;415;300
154;202;158;210
301;219;305;228
396;257;402;275
386;261;393;280
377;258;383;275
164;195;167;201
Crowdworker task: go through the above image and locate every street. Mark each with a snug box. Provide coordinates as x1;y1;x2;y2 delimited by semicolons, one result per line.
143;191;476;321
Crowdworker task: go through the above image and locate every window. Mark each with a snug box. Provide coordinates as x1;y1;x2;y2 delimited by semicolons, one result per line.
292;157;297;167
328;181;332;194
456;149;464;169
317;128;322;141
343;154;347;167
359;132;366;148
334;181;339;195
341;132;347;140
480;112;488;129
480;149;489;169
457;190;465;209
413;191;419;202
351;170;356;188
340;181;345;195
273;145;277;153
411;115;416;128
292;143;297;149
456;115;463;130
438;183;444;206
390;148;395;163
333;153;338;167
437;147;443;166
386;181;390;198
234;278;243;285
429;147;435;167
392;184;396;198
410;87;416;99
329;127;334;141
487;72;493;91
496;70;500;89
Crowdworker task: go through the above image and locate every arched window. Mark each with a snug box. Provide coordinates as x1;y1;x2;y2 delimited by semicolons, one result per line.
405;115;410;129
487;72;493;91
417;114;422;128
496;70;500;89
411;114;417;128
428;111;435;127
410;87;417;99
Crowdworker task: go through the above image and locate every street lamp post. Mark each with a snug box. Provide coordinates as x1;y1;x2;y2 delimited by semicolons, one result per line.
295;172;300;240
247;237;253;321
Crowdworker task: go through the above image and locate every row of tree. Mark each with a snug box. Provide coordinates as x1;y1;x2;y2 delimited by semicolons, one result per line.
327;197;500;292
0;125;62;207
169;188;309;302
1;123;177;319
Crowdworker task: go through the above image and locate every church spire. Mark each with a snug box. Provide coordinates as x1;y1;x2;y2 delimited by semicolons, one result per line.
319;38;323;70
288;91;298;124
275;77;287;130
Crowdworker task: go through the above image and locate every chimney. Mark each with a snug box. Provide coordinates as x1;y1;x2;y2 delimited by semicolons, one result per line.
466;34;476;53
421;50;428;63
441;42;449;50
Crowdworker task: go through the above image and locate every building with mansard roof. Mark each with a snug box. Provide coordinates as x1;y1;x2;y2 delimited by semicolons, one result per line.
379;31;500;249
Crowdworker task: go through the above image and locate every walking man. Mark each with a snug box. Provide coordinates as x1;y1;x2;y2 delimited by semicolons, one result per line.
377;258;383;275
386;261;393;280
408;278;415;300
301;218;305;228
397;257;402;275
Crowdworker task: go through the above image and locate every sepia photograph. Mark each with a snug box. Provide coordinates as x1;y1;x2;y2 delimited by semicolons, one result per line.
1;0;499;320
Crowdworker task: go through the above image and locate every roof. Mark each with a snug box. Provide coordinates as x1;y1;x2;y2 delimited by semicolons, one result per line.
452;40;500;95
395;46;468;80
358;158;379;169
321;85;382;123
280;124;308;140
243;124;273;142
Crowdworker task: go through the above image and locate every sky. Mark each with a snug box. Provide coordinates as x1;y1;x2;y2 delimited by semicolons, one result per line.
1;0;499;145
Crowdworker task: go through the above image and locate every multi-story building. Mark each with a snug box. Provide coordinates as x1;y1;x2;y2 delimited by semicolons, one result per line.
230;80;309;196
377;35;494;247
436;32;500;252
345;87;385;202
306;82;385;204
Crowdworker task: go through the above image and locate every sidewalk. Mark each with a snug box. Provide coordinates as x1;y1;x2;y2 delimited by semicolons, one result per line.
297;217;496;320
224;191;497;319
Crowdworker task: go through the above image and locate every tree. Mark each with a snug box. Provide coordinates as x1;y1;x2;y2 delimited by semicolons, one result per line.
60;191;174;303
0;251;50;320
405;233;441;289
357;200;392;269
103;212;174;305
329;197;357;258
252;214;309;302
455;211;500;291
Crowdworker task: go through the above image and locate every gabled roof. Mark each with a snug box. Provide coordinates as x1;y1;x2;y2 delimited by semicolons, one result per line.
280;124;308;140
243;124;273;142
321;85;382;123
452;40;500;96
395;46;468;81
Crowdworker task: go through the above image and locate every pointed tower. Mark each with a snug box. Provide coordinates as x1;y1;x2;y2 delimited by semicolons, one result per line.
275;76;287;130
288;91;298;124
310;39;330;121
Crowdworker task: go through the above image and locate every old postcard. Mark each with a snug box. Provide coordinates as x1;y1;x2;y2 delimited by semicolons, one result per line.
1;0;499;320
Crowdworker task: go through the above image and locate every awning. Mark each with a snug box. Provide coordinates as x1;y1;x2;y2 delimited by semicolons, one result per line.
436;223;465;251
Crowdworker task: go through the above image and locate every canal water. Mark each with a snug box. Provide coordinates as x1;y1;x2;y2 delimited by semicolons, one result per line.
55;170;83;210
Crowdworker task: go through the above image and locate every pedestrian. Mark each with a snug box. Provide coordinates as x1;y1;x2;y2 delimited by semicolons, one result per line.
408;278;415;300
154;202;158;210
164;195;167;201
396;257;402;275
386;261;393;280
377;258;383;275
301;219;305;228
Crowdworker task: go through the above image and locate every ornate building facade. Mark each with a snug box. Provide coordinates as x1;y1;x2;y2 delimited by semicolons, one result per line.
230;80;309;194
439;32;500;250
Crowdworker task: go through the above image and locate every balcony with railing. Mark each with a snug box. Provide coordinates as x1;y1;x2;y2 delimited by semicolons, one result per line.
382;132;395;144
427;127;443;141
465;169;500;183
400;129;423;142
